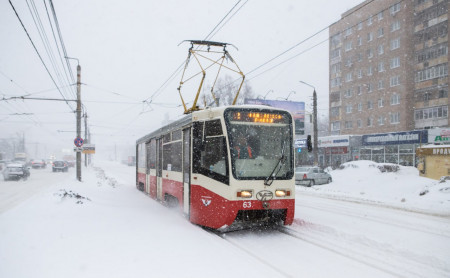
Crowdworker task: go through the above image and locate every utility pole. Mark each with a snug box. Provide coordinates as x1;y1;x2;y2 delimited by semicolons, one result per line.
313;89;318;166
76;63;82;181
299;81;318;166
84;112;88;167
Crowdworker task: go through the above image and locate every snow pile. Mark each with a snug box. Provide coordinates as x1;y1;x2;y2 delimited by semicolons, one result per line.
297;160;450;216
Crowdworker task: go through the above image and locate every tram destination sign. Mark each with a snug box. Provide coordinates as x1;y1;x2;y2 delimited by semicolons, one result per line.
363;130;428;146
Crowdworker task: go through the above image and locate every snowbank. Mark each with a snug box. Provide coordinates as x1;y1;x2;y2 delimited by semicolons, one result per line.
296;160;450;216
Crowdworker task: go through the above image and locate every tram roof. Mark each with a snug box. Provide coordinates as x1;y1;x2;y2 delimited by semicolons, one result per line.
136;105;290;144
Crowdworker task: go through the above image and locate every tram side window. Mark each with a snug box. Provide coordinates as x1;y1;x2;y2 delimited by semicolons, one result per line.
163;141;182;172
193;120;229;184
138;143;146;168
149;139;156;170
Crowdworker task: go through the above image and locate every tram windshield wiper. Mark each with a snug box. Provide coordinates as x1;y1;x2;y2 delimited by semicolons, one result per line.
264;139;287;186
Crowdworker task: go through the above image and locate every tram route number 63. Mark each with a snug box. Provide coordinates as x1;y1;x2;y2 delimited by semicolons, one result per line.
243;201;252;208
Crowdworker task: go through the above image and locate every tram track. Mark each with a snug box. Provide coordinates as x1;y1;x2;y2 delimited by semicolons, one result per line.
278;224;450;278
296;200;450;239
216;231;294;278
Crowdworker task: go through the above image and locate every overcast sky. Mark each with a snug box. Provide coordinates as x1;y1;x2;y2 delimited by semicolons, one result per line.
0;0;363;160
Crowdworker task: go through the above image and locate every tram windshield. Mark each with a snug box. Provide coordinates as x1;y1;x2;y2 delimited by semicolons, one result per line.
224;108;294;180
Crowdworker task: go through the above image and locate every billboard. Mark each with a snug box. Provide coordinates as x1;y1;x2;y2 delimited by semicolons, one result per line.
244;98;305;135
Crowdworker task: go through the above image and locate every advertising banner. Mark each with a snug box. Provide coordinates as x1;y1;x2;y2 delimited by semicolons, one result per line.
362;130;428;146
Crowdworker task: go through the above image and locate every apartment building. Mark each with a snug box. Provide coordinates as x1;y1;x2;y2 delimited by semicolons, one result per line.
413;0;449;129
329;0;449;136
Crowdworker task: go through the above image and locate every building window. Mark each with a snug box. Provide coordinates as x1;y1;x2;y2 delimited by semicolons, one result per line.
344;88;353;97
346;57;353;67
378;80;384;90
357;22;363;30
378;45;384;55
390;112;400;124
346;73;353;82
378;116;385;125
367;32;373;42
331;77;342;88
367;117;373;127
358;102;362;111
391;93;400;105
390;3;400;15
345;121;353;129
416;43;448;63
346;104;352;114
368;100;374;109
357;69;363;79
330;92;341;102
356;85;362;95
345;41;353;51
415;63;448;82
357;37;362;46
331;107;340;117
378;11;384;21
377;27;384;38
345;27;352;36
367;48;373;59
331;34;341;48
367;65;373;76
391;21;400;32
368;16;373;26
331;121;341;132
390;57;400;69
367;83;373;93
331;48;341;59
390;75;400;87
423;92;431;101
439;89;448;98
331;63;341;74
378;62;385;72
390;38;400;50
357;119;362;128
415;106;448;120
378;98;384;107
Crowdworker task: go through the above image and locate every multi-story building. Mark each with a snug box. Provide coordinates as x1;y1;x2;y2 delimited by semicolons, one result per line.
329;0;449;136
413;0;449;129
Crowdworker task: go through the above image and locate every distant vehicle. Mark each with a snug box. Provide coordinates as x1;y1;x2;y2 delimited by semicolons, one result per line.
67;160;75;167
52;161;68;172
127;156;136;166
30;159;47;169
3;163;30;181
295;166;332;186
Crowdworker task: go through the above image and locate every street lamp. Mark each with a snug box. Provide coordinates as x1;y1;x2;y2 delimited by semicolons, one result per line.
299;81;318;166
263;89;273;100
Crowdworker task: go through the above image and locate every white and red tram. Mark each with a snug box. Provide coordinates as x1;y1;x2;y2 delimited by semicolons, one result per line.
136;105;295;230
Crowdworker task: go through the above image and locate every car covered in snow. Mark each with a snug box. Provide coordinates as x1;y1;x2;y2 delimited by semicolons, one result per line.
52;160;68;172
295;166;332;186
3;163;30;181
30;159;47;169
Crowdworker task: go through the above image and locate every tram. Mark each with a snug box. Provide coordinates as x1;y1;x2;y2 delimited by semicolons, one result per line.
136;105;295;230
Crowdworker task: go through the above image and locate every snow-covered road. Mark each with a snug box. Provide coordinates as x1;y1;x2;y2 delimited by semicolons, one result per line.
0;160;449;278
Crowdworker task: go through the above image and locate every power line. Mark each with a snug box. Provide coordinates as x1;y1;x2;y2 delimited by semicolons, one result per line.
8;0;74;111
144;0;247;104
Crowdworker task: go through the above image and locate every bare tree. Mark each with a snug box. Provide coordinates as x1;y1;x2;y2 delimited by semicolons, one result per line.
202;75;255;107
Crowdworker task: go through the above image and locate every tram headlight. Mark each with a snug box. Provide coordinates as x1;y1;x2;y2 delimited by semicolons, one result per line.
275;189;291;197
237;190;252;198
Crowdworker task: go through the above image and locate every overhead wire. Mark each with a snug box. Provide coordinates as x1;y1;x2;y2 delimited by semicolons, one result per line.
8;0;74;112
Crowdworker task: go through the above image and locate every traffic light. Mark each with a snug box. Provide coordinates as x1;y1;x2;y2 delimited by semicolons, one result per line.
307;135;313;152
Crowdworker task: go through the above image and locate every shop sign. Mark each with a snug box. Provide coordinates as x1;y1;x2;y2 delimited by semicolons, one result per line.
295;139;307;148
324;147;348;154
428;128;450;144
318;135;350;148
363;130;428;146
417;146;450;156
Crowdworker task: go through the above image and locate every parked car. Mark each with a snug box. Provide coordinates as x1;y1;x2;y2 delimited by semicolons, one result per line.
295;166;332;186
3;163;30;181
30;159;47;169
52;160;68;172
